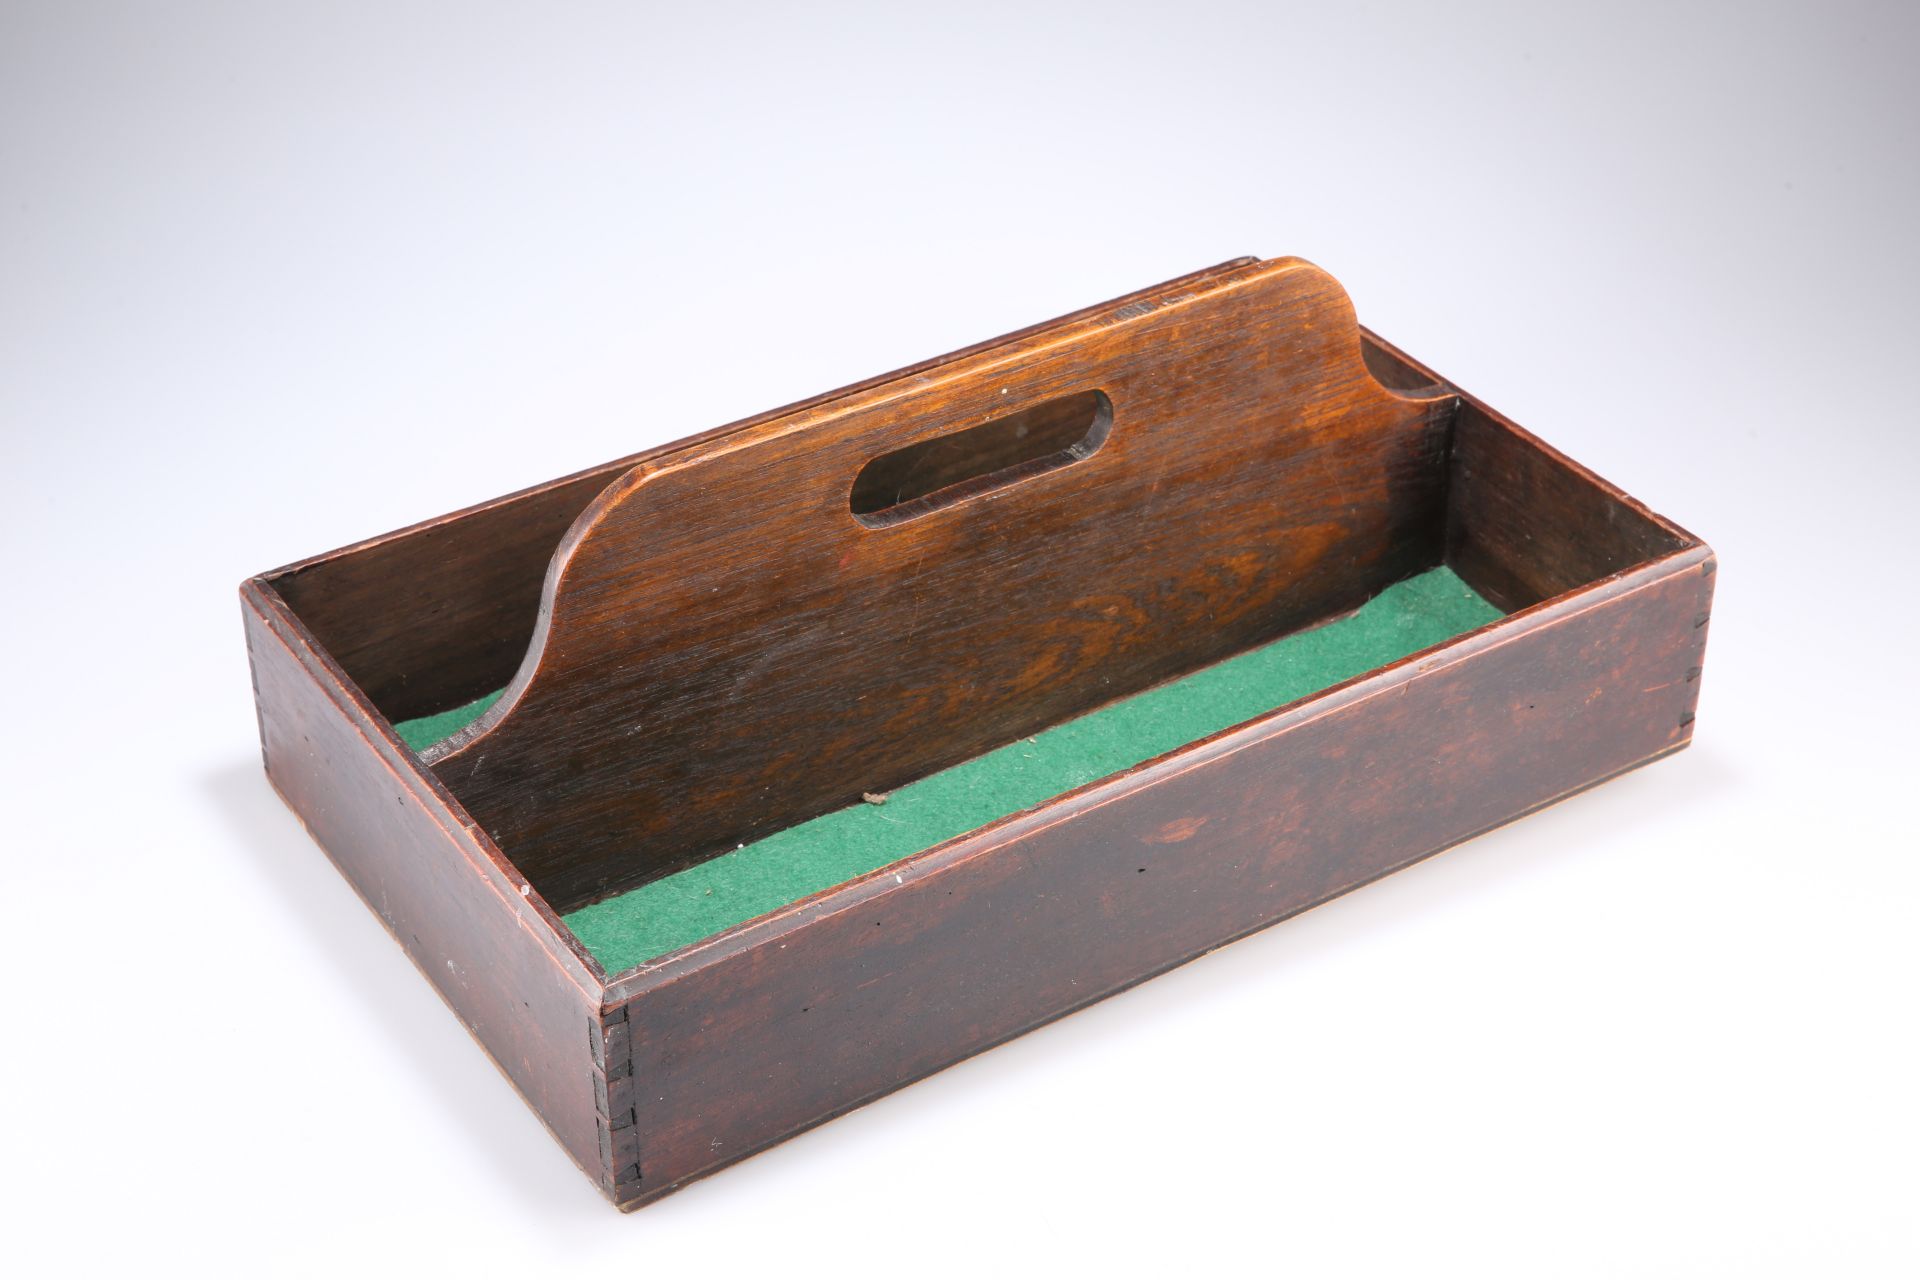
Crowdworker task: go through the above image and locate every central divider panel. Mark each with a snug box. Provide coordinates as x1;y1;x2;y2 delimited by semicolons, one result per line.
419;259;1463;912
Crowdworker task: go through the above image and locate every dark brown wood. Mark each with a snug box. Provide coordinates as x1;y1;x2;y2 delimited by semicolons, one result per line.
426;259;1460;909
240;257;1715;1211
266;258;1262;723
847;386;1114;524
598;544;1713;1208
268;471;617;722
1352;327;1695;608
1445;400;1694;611
240;581;613;1190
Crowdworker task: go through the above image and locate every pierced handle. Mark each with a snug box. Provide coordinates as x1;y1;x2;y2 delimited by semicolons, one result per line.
848;388;1114;528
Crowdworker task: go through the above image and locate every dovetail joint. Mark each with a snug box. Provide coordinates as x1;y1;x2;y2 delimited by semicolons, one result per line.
593;1006;641;1194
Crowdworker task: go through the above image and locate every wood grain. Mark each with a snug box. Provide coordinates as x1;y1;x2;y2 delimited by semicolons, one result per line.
240;580;611;1192
599;543;1715;1208
1446;400;1694;611
427;259;1461;910
266;259;1262;722
240;258;1715;1210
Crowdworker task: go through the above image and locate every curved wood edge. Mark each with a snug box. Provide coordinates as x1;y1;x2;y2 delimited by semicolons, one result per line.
263;258;1263;721
270;257;1266;582
427;256;1451;770
422;255;1365;767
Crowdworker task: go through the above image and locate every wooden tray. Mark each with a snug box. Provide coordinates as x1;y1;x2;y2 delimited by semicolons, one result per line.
240;257;1715;1209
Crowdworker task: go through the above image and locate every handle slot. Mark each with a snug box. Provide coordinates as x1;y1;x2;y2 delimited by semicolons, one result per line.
849;389;1113;527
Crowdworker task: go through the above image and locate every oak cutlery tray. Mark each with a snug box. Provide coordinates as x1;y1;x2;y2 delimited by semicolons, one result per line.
241;257;1714;1209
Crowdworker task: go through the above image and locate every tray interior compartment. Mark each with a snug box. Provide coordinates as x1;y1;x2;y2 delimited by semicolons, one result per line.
409;563;1503;970
266;337;1690;971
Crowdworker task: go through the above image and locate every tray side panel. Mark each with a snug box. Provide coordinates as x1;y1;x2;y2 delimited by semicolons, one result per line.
610;548;1714;1208
1446;402;1691;612
241;583;611;1194
271;473;617;722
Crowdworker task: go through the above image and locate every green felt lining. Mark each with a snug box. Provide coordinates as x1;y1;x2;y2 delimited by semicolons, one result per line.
394;566;1503;973
392;688;503;753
